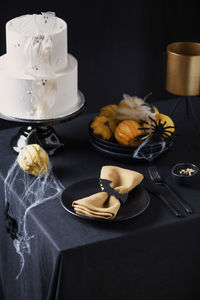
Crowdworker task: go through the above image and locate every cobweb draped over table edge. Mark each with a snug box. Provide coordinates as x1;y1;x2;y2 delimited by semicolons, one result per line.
3;160;64;279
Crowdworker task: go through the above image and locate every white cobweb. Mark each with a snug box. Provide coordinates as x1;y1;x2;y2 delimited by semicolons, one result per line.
4;160;64;279
133;138;167;161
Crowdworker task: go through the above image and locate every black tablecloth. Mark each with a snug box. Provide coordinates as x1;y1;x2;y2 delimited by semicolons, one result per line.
0;98;200;300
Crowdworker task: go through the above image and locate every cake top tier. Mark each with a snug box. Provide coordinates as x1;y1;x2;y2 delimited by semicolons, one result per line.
6;13;66;37
6;12;68;74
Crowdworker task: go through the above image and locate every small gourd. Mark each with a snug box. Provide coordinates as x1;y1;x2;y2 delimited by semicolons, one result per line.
90;116;116;140
114;120;144;146
17;144;49;176
100;104;118;120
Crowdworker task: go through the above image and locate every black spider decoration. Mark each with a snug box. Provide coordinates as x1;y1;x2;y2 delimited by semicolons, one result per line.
140;117;176;143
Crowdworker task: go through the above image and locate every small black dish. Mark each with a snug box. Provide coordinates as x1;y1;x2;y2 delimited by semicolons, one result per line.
172;163;199;186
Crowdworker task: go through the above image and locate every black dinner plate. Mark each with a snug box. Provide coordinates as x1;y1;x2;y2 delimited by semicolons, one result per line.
61;178;150;222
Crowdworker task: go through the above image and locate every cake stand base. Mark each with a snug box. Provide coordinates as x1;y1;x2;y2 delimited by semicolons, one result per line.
0;91;85;156
11;126;63;156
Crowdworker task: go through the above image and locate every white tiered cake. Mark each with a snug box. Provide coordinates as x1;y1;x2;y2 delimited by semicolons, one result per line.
0;12;80;120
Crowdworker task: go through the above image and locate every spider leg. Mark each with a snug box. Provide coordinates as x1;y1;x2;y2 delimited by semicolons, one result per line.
162;129;175;134
162;133;171;138
162;126;175;129
142;128;151;131
150;117;157;125
162;121;167;126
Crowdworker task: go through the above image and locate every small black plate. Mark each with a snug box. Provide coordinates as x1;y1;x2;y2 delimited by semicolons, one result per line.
61;178;150;222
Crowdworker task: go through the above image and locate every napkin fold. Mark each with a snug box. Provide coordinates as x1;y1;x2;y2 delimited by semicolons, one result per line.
72;166;143;220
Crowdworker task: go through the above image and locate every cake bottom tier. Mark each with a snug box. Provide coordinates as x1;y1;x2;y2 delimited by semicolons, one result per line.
0;54;79;120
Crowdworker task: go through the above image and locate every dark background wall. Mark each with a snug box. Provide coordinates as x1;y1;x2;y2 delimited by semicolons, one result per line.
0;0;199;115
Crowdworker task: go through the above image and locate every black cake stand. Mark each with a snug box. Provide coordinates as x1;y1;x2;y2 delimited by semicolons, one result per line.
0;91;85;155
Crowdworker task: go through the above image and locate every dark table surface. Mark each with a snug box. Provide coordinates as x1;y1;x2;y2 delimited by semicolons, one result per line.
0;98;200;300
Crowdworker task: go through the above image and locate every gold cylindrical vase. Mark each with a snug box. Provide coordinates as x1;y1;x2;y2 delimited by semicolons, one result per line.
166;42;200;96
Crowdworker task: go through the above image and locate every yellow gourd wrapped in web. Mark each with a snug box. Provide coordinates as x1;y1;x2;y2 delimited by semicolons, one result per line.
17;144;49;176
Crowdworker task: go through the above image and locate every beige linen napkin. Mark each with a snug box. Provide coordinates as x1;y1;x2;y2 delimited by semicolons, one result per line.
72;166;143;220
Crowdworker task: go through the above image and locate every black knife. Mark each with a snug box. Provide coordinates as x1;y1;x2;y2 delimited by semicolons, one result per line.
142;177;183;217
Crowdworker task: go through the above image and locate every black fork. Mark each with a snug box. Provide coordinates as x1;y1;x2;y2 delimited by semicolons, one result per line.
148;166;193;214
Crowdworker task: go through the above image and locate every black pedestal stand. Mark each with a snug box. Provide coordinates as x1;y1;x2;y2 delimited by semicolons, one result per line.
169;96;200;135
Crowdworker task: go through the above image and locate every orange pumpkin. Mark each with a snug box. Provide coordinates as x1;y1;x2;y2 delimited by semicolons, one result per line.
114;120;143;146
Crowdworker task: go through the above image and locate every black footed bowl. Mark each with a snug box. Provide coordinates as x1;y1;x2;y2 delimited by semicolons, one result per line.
172;163;199;186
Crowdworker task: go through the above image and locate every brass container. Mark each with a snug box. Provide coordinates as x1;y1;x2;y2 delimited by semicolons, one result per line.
166;42;200;96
